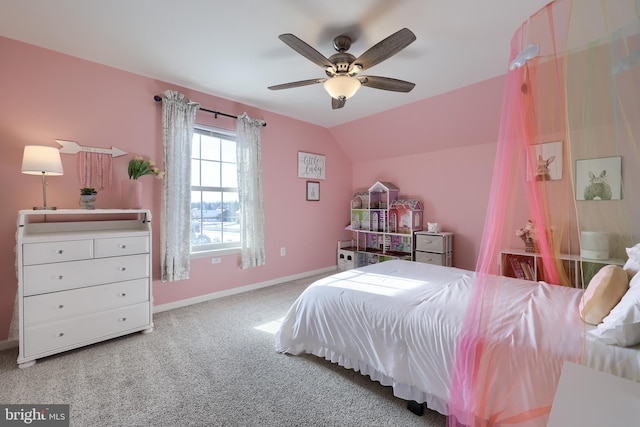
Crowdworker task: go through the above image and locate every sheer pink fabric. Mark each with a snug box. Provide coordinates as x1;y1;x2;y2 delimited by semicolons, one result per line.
448;1;640;425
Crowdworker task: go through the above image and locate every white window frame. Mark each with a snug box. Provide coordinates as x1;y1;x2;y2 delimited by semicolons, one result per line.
190;124;241;257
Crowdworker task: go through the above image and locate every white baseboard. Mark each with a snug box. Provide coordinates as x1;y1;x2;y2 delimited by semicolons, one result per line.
0;266;338;351
153;265;337;314
0;339;18;351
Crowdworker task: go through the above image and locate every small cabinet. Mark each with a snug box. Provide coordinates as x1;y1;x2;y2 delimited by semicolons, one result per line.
414;232;453;266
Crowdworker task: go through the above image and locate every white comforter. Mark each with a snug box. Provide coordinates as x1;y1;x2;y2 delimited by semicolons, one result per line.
275;260;640;426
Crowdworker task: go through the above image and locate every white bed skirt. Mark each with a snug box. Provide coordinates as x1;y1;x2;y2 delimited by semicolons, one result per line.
275;260;640;425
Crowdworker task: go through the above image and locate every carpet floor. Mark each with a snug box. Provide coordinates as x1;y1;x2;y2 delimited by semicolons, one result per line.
0;272;447;427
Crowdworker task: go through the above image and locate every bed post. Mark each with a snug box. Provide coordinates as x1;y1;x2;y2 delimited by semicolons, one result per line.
407;400;424;416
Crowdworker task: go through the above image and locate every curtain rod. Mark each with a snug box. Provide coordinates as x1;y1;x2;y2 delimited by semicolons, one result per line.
153;95;266;127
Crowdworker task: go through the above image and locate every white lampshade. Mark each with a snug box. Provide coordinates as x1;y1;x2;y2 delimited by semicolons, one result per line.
21;145;64;176
581;231;610;260
323;75;362;100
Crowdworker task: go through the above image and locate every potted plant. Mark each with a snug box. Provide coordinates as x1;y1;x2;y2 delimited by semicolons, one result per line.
122;155;165;208
80;187;97;209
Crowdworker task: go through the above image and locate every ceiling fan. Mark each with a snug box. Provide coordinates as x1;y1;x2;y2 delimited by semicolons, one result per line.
268;28;416;109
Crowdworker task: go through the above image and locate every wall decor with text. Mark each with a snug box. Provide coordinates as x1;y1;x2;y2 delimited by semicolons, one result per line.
298;151;325;180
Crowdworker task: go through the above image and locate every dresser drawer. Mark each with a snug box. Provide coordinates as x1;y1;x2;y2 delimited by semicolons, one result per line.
415;251;445;265
94;235;149;258
23;254;149;296
23;278;149;326
22;240;93;265
23;302;151;358
415;234;444;253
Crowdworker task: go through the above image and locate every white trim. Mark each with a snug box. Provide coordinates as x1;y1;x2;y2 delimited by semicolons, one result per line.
154;266;337;313
190;247;240;259
0;339;18;351
0;267;338;352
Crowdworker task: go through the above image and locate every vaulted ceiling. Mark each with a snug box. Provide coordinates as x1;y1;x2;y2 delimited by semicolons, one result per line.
0;0;550;127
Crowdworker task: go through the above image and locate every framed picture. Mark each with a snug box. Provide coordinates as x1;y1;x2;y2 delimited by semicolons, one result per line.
298;152;326;180
527;141;563;181
575;156;622;200
306;181;320;201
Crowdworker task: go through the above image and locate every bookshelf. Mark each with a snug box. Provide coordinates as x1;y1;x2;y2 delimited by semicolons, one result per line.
499;249;625;288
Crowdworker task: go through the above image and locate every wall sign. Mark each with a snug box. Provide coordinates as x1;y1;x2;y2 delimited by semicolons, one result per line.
298;151;325;180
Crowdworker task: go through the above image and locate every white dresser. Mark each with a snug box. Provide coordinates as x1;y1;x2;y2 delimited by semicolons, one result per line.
414;232;453;266
16;209;153;368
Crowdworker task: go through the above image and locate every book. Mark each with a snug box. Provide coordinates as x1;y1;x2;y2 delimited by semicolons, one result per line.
520;260;533;280
509;256;525;279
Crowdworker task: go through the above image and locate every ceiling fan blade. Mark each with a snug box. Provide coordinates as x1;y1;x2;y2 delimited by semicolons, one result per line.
332;97;346;109
358;76;415;92
279;34;336;71
268;78;326;90
350;28;416;72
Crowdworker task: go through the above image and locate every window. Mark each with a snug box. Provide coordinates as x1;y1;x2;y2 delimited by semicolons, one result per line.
191;125;240;254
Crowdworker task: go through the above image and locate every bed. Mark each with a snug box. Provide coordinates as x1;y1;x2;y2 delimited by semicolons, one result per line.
275;259;640;426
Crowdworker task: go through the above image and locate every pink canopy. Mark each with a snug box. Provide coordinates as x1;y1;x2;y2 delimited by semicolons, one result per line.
449;0;640;425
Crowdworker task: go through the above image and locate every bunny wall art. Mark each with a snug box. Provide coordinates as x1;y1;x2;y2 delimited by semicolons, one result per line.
575;156;622;201
528;141;563;181
535;154;555;181
584;170;612;200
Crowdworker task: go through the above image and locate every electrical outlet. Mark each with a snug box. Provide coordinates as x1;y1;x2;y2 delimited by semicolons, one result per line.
211;257;221;264
280;247;286;256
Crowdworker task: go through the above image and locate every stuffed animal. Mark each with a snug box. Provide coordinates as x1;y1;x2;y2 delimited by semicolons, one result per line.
584;170;612;200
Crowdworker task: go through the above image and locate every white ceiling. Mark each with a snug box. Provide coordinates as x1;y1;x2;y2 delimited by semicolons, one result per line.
0;0;551;128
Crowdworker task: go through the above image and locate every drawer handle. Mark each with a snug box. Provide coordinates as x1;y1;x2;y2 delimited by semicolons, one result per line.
57;304;64;309
119;317;127;322
119;244;127;249
57;332;64;338
56;249;64;254
119;267;127;271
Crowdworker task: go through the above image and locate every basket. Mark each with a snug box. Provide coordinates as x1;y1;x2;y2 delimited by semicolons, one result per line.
524;238;536;253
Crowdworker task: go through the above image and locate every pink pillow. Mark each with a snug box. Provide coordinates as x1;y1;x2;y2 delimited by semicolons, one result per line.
579;265;629;325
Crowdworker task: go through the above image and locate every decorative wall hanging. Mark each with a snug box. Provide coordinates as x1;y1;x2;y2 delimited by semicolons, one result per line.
527;141;563;181
56;139;127;191
575;156;622;201
298;151;325;180
306;181;320;201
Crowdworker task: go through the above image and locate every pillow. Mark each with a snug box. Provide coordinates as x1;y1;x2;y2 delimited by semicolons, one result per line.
627;243;640;262
587;284;640;347
630;269;640;289
624;246;640;281
579;265;629;325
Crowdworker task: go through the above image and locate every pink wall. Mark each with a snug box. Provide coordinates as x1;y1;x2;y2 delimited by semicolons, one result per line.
0;37;353;340
350;143;497;271
329;75;506;162
0;36;507;342
333;78;506;270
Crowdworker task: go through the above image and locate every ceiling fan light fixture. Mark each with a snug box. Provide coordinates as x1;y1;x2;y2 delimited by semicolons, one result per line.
323;75;361;100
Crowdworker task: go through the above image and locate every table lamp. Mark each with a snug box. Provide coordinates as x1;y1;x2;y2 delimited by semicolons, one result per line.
581;231;610;260
21;145;64;210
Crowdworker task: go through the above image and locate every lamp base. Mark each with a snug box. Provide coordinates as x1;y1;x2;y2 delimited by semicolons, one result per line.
32;206;57;210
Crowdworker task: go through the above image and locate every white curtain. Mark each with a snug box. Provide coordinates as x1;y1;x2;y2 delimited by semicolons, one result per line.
160;90;200;282
236;113;266;268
